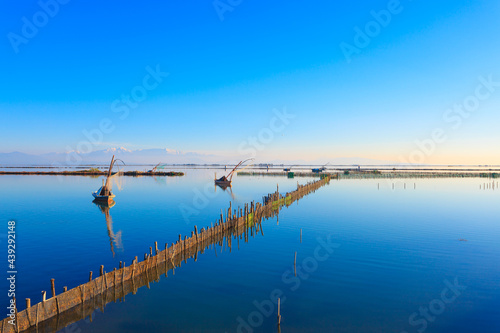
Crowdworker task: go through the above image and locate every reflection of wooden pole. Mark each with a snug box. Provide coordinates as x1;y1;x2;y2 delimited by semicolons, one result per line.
277;297;281;325
294;252;297;276
300;229;302;243
35;302;39;327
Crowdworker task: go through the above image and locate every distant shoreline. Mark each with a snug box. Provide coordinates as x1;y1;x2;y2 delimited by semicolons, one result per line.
238;170;500;179
1;164;500;171
0;170;184;176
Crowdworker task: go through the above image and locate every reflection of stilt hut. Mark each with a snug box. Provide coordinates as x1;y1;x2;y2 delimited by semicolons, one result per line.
214;182;236;199
215;158;253;188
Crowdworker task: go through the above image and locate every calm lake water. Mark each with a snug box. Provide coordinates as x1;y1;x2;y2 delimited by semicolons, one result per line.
1;170;499;332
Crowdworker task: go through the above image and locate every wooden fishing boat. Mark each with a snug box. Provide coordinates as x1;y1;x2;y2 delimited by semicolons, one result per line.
214;176;232;187
92;183;116;202
92;198;116;208
92;155;122;203
215;158;253;188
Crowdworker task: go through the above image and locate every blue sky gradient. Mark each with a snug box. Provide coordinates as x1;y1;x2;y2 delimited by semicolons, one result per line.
1;0;499;163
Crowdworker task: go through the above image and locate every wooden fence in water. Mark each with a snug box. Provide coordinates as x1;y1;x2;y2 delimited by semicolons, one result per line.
1;176;330;333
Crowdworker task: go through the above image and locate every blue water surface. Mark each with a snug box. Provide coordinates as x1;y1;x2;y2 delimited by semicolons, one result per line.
1;172;499;333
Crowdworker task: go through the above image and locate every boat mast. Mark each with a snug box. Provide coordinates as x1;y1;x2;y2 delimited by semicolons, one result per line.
227;158;253;182
100;155;115;195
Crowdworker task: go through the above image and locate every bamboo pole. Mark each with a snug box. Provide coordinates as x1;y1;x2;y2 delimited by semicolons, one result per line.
51;279;56;297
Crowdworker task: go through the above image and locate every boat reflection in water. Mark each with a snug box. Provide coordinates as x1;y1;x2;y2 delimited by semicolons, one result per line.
215;182;236;200
92;199;123;257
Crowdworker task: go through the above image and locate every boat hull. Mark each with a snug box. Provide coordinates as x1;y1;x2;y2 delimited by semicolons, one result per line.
92;192;116;202
214;180;231;186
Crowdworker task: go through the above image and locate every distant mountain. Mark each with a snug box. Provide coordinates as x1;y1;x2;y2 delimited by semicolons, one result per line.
260;156;402;166
302;156;403;166
0;152;50;165
0;148;218;166
0;148;403;166
39;147;219;165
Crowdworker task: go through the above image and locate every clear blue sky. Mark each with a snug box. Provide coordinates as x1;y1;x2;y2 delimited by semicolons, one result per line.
1;0;499;164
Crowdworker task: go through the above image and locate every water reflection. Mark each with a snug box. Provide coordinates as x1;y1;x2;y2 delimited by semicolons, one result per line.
152;175;166;186
19;213;267;333
92;199;123;257
215;183;235;200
